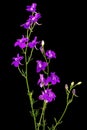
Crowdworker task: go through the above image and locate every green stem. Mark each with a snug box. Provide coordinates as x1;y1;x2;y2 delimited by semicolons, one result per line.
53;89;72;130
18;67;26;78
24;25;37;129
53;104;69;130
27;48;34;64
38;102;47;130
41;47;50;75
43;107;46;130
29;90;37;130
25;55;37;129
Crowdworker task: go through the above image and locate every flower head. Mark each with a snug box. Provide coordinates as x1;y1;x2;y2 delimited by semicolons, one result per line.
36;60;48;73
28;36;39;48
26;3;37;12
46;50;56;59
20;19;32;29
48;72;60;85
29;13;41;24
11;53;24;67
14;35;28;49
21;10;41;29
39;88;56;103
37;74;45;88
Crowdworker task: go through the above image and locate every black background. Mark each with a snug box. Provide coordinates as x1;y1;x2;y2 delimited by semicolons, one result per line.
0;0;87;129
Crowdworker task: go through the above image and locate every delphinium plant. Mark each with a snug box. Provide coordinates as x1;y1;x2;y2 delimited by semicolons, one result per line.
11;2;82;130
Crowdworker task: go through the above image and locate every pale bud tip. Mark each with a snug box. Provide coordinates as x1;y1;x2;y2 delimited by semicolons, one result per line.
71;81;74;86
65;84;68;90
77;81;82;85
72;89;76;95
41;40;45;47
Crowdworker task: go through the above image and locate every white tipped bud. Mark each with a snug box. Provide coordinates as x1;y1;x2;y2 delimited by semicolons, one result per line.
41;40;45;47
71;81;74;86
77;81;82;85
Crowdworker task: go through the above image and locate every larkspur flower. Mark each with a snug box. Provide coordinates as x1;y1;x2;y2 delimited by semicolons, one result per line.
11;53;24;67
48;72;60;85
38;74;52;87
29;13;41;24
39;88;56;103
20;19;32;29
14;35;28;49
46;50;56;59
36;60;48;73
28;36;39;48
21;10;41;29
26;3;37;12
37;74;45;87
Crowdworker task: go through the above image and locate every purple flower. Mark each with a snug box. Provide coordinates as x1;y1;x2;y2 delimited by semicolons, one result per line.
11;53;24;67
26;3;37;12
46;50;56;59
21;12;41;29
37;72;60;86
49;72;60;85
45;76;51;86
36;60;48;73
37;74;45;87
29;13;41;23
37;74;51;87
20;20;31;29
14;35;28;49
39;88;56;103
28;36;39;48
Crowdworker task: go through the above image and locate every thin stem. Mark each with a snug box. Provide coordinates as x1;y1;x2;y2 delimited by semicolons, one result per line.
25;53;37;129
38;102;47;130
41;47;50;75
53;104;69;130
18;67;26;78
53;88;73;130
27;48;34;64
29;91;37;130
24;25;37;129
43;107;46;130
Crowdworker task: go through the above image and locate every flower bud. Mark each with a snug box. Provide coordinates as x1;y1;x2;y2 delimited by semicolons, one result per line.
71;81;74;86
77;81;82;85
65;84;68;90
72;89;76;95
41;40;45;47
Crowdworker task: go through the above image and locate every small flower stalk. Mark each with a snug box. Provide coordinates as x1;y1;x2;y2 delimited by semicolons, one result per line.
11;2;82;130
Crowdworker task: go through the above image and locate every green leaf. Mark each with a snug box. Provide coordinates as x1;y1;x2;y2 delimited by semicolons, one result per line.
54;117;57;123
29;111;33;117
34;109;40;117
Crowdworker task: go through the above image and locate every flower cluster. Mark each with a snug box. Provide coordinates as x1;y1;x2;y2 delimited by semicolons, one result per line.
36;50;60;102
11;2;60;103
21;3;41;29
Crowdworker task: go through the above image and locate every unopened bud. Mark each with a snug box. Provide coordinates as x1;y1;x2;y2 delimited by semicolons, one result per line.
72;89;78;97
41;40;45;47
72;89;76;95
40;40;45;53
71;81;74;86
77;81;82;85
65;84;68;90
